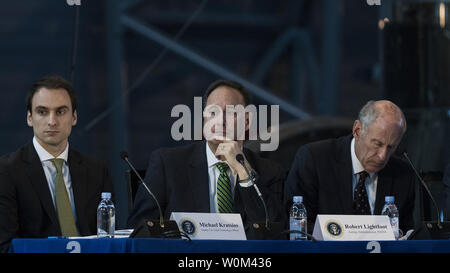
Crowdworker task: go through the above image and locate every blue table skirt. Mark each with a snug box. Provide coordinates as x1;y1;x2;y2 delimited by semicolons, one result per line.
9;238;450;253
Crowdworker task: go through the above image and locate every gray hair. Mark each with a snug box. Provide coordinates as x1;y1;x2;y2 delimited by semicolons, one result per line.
357;100;407;133
358;100;378;132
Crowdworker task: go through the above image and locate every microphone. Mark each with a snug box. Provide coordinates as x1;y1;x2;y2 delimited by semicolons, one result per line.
235;154;269;229
120;151;182;239
403;152;442;229
402;151;450;240
235;154;288;240
120;151;164;227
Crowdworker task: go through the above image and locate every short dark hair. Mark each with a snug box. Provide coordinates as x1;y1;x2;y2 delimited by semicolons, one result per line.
203;79;252;107
27;75;77;114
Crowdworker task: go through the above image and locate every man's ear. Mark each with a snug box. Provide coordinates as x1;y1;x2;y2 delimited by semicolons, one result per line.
353;120;362;140
72;110;78;126
27;111;33;127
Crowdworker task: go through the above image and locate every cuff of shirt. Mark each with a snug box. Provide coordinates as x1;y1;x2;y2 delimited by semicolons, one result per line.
238;177;254;188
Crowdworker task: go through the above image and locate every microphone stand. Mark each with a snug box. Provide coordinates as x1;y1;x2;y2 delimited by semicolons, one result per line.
120;151;183;239
235;154;284;240
236;155;317;241
404;152;450;240
403;152;442;229
237;156;269;229
124;156;164;228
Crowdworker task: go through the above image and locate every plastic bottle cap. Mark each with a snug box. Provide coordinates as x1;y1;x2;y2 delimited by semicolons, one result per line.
101;192;111;199
293;196;303;203
385;196;394;202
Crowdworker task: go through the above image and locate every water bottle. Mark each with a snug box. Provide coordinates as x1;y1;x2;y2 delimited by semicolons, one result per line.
289;196;307;240
97;192;115;238
381;196;399;240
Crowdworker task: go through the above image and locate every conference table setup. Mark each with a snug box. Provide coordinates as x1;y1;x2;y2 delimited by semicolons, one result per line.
2;3;450;273
9;208;450;255
9;237;450;254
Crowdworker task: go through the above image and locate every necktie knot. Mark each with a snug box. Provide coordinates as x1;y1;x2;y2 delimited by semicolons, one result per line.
216;162;229;174
50;158;65;174
358;171;369;183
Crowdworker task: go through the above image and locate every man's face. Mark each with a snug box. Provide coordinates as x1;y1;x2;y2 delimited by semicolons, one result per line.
27;87;77;152
203;86;249;145
353;116;404;173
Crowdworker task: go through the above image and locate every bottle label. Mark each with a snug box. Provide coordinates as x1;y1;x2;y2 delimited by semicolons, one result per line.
289;218;307;240
390;217;399;239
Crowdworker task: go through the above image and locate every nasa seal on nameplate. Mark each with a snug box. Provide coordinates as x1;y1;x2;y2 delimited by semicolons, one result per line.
170;212;247;240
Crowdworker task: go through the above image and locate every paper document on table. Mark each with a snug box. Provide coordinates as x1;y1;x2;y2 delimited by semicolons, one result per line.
67;229;134;239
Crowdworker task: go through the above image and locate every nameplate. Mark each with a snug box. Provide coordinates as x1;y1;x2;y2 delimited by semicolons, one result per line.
312;215;395;241
170;212;247;240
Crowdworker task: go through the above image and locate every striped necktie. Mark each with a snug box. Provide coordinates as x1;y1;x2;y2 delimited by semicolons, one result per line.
216;162;233;213
50;158;79;236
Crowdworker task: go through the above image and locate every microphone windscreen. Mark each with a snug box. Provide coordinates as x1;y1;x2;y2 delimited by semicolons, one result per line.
236;154;244;163
120;151;129;160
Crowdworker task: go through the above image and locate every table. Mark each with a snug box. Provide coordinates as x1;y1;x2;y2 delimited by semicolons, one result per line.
9;238;450;253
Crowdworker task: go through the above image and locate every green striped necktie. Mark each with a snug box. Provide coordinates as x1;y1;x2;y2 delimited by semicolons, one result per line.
216;162;233;213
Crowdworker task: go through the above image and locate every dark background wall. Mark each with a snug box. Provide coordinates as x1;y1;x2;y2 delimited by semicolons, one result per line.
1;0;449;228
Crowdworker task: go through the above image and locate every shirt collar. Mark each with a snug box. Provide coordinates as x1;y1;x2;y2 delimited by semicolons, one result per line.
206;142;222;168
351;137;376;178
33;136;69;163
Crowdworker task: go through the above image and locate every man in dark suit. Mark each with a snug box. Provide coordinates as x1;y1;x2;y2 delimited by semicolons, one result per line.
443;164;450;217
284;100;415;234
128;80;286;239
0;76;113;252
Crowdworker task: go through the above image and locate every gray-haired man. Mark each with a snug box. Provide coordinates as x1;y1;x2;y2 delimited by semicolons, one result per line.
284;100;415;234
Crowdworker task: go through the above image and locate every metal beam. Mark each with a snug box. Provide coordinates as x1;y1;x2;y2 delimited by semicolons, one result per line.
251;28;298;83
121;15;311;120
106;0;128;229
251;27;320;108
320;0;341;115
120;0;142;12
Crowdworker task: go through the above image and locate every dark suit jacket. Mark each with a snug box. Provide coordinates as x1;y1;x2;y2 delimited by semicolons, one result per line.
0;142;113;252
284;135;416;233
443;164;450;216
127;141;286;239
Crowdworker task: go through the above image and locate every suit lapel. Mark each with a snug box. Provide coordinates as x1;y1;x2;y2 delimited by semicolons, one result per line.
334;135;354;214
22;143;59;227
68;149;89;232
187;142;210;212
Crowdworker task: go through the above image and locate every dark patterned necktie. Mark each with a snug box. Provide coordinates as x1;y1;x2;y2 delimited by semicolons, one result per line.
216;162;233;213
353;171;371;215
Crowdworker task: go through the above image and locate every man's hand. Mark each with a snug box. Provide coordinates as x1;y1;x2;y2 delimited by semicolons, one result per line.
214;141;250;180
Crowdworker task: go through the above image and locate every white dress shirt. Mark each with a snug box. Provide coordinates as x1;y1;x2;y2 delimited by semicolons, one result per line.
32;137;78;221
206;142;237;213
351;138;378;215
